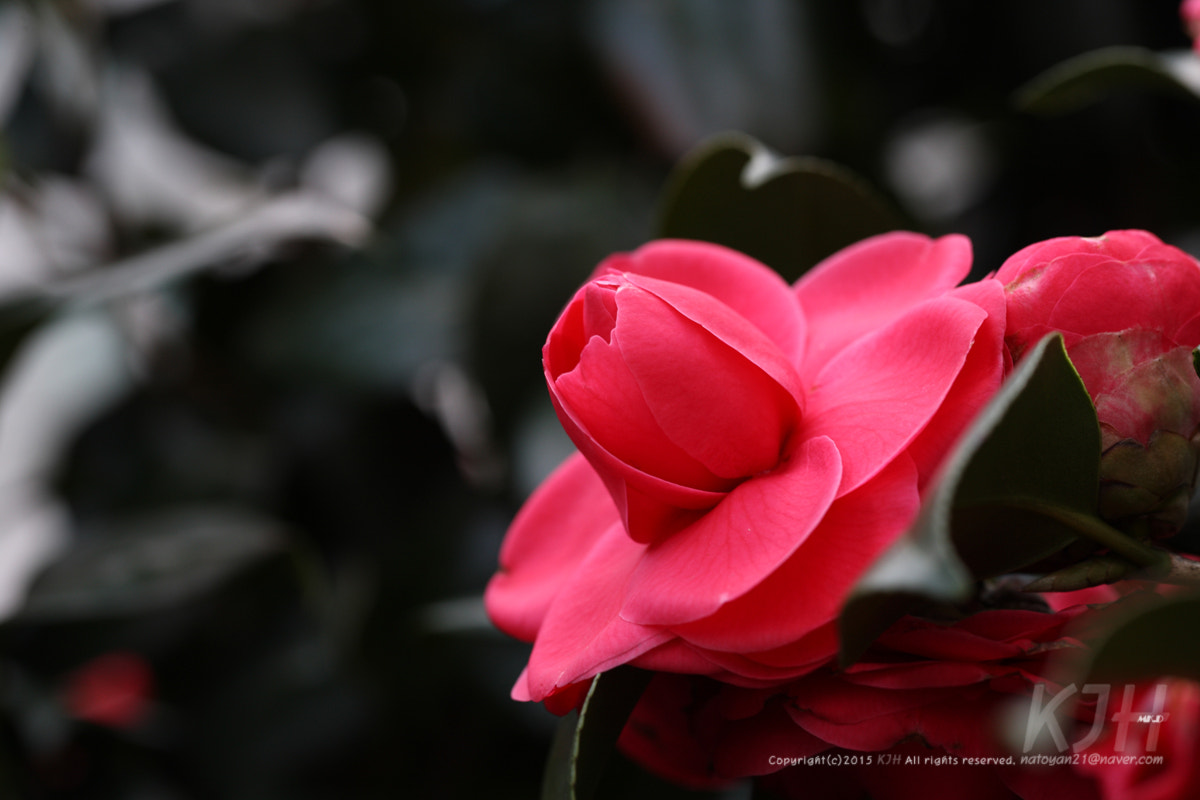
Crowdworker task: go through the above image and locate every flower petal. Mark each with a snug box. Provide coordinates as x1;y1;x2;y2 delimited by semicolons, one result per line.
795;232;973;384
620;436;842;627
1175;310;1200;347
522;524;671;701
904;278;1006;488
616;277;803;479
552;317;734;492
713;702;829;779
545;383;723;542
998;231;1200;358
788;682;1005;757
485;453;619;642
599;239;807;364
668;454;919;653
1049;259;1200;342
630;640;726;676
804;295;986;495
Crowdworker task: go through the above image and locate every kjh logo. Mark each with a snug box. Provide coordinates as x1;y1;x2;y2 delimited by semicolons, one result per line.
1023;683;1169;753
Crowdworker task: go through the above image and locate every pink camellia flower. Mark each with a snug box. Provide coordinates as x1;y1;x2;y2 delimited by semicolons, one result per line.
486;233;1006;706
1184;0;1200;53
996;230;1200;538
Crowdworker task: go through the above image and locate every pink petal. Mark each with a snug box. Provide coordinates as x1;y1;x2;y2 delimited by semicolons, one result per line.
615;279;803;479
1040;586;1120;613
904;279;1006;489
617;673;777;789
523;524;672;700
546;270;806;541
598;240;807;364
804;295;986;495
737;622;840;671
510;666;533;702
789;674;946;725
998;231;1200;359
795;232;973;384
842;661;1001;689
789;684;1005;757
1049;260;1200;341
620;436;842;627
545;385;723;542
552;320;735;492
668;455;919;652
485;453;620;642
630;640;725;676
878;609;1067;659
999;246;1110;358
714;704;830;779
680;647;834;685
995;230;1162;286
872;623;1023;664
1175;310;1200;347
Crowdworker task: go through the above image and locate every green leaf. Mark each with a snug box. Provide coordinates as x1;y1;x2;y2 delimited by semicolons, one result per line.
656;133;902;282
1192;347;1199;381
15;505;285;621
1016;46;1200;115
840;335;1101;664
542;667;652;800
1082;593;1200;685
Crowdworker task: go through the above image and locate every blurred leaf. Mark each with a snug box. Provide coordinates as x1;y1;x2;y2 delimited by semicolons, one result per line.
1083;593;1200;684
0;3;36;127
1016;46;1200;115
542;668;652;800
587;0;819;159
15;506;285;622
656;133;902;281
840;335;1100;664
1193;347;1199;380
43;192;369;305
0;297;53;380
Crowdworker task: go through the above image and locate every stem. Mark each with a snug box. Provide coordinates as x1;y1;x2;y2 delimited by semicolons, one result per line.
1002;499;1200;589
1004;498;1171;571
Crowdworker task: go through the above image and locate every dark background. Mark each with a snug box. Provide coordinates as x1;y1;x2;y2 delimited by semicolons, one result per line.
0;0;1196;797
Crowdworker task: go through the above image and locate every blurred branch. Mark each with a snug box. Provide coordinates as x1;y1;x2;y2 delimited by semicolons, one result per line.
40;191;371;305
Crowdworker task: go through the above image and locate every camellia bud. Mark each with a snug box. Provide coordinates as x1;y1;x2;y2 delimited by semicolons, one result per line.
1078;335;1200;538
997;230;1200;539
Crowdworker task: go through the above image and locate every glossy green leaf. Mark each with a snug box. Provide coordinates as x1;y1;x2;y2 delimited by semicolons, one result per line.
1082;593;1200;685
1016;46;1200;115
840;335;1101;664
542;667;652;800
656;133;902;282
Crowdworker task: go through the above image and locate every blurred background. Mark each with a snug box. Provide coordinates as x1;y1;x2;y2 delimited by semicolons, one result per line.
0;0;1197;797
